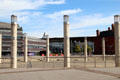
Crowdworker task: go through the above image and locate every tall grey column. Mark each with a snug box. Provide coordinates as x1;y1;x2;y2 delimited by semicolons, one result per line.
64;15;70;68
0;34;2;63
11;15;17;68
102;37;105;61
84;37;87;62
24;33;28;62
114;15;120;67
46;35;49;62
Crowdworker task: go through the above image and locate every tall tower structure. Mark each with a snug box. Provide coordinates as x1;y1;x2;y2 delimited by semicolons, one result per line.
11;15;17;68
24;33;28;62
84;37;87;62
102;37;105;61
46;35;50;62
114;15;120;67
64;15;70;68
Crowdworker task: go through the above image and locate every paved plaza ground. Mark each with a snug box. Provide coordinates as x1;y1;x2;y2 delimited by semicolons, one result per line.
0;68;120;80
0;56;120;80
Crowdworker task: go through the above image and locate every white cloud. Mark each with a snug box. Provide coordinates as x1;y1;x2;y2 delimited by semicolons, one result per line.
46;8;82;18
0;0;65;18
13;11;42;24
0;0;65;10
46;0;65;4
70;14;114;29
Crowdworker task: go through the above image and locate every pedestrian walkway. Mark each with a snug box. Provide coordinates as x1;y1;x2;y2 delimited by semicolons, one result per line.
88;68;120;75
0;68;119;80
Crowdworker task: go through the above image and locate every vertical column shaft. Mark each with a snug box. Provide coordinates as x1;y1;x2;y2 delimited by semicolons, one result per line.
24;34;28;62
114;15;120;67
46;35;49;62
102;37;105;61
0;34;2;63
11;15;17;68
84;37;87;62
64;15;70;68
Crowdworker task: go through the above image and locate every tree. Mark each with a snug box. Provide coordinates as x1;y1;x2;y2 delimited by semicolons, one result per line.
82;45;93;55
87;45;92;55
74;45;81;53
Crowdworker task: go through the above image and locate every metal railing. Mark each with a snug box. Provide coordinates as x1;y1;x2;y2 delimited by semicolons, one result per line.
0;57;11;69
18;55;117;68
0;55;119;69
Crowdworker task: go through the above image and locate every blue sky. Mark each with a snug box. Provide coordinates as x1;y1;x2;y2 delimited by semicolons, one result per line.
0;0;120;37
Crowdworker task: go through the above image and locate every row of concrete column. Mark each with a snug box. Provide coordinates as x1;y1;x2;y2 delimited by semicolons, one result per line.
10;14;120;68
11;15;28;68
63;15;106;68
84;37;106;62
0;15;49;68
0;14;120;68
63;15;120;67
60;15;105;67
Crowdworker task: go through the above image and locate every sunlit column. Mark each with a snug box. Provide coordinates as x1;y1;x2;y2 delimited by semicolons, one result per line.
102;37;105;61
11;15;17;68
24;33;28;62
84;37;87;62
64;15;70;68
46;35;50;62
114;15;120;67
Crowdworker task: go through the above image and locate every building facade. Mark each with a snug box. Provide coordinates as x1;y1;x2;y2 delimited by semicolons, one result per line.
0;22;23;55
27;36;46;55
50;37;95;55
0;22;46;56
95;24;115;55
0;22;115;55
49;24;115;55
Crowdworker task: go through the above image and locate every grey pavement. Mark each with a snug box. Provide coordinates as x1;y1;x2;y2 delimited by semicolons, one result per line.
89;68;120;74
0;69;120;80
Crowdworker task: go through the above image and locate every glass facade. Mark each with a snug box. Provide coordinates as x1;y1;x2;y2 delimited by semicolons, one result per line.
50;42;64;53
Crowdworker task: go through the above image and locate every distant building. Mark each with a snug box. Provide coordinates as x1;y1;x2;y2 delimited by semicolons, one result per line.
0;22;23;55
95;24;115;55
49;24;115;55
0;22;115;55
0;22;46;56
27;36;46;55
50;37;95;55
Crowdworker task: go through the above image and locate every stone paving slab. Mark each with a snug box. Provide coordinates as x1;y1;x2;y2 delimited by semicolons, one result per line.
0;69;120;80
88;68;120;75
0;68;65;74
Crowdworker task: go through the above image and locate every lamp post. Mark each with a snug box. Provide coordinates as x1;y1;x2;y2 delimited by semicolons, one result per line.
64;15;70;68
24;33;28;62
114;15;120;67
46;35;49;62
102;37;105;61
11;15;17;68
84;37;87;62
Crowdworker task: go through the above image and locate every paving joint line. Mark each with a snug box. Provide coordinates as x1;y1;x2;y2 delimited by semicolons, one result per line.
0;68;67;75
74;68;120;78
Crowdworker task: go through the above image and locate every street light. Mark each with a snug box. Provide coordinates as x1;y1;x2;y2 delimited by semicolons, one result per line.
64;15;69;24
11;15;17;23
114;15;120;22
